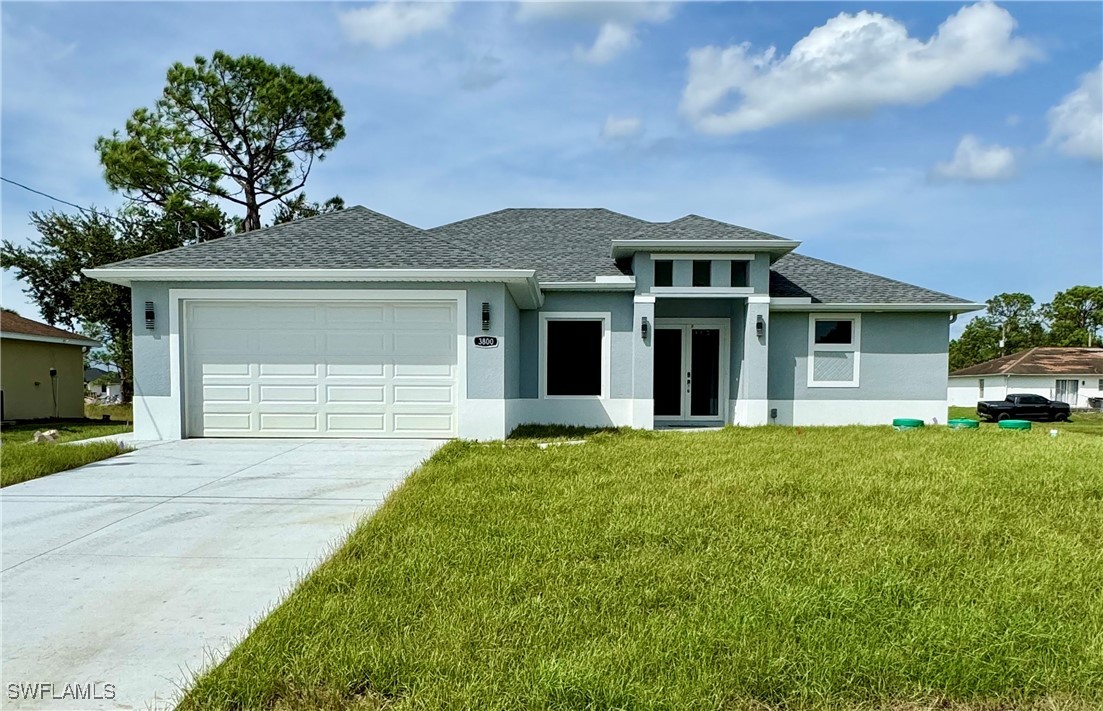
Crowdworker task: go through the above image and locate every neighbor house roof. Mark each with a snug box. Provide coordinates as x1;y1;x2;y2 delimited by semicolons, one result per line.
950;347;1103;377
84;367;120;383
88;205;974;307
0;311;100;347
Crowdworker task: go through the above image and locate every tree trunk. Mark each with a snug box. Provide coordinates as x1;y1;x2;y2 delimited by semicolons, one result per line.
243;185;261;232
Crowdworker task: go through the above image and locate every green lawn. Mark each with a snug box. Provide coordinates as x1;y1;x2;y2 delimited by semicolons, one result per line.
84;401;134;422
181;426;1103;711
949;406;1103;437
1;416;133;487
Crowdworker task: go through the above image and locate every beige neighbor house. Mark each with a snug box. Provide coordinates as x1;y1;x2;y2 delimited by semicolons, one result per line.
0;311;99;421
948;347;1103;409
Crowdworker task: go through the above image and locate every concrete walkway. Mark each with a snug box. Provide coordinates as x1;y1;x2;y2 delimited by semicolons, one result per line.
1;438;441;710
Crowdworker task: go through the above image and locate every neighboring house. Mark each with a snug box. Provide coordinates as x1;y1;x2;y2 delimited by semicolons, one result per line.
0;311;100;421
84;367;123;400
85;206;981;440
949;347;1103;409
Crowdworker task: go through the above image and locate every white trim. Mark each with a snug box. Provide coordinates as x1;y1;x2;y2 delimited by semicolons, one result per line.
167;288;468;440
650;253;756;261
807;313;862;388
772;301;984;313
87;268;541;309
540;281;636;292
769;399;947;426
0;331;99;348
747;295;771;304
538;311;612;400
595;275;635;283
653;318;730;424
651;286;755;296
611;239;799;258
771;297;813;305
633;295;657;304
507;397;638;430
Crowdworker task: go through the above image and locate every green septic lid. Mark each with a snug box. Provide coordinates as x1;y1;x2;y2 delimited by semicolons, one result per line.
948;418;980;429
892;418;925;428
998;419;1032;430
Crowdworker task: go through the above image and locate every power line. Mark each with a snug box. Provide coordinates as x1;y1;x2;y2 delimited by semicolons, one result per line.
0;176;121;223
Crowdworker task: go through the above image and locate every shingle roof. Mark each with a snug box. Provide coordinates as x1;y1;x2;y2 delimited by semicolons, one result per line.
770;253;973;304
950;347;1103;377
94;205;973;306
625;214;789;242
98;207;510;271
0;311;99;346
429;208;649;281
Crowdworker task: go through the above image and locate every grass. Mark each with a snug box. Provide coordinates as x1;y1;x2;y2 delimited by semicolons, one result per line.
948;406;1103;437
0;440;130;487
1;411;133;487
84;401;134;422
181;425;1103;711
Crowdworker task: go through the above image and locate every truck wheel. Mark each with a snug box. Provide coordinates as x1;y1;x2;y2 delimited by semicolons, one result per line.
1055;412;1069;422
997;413;1011;422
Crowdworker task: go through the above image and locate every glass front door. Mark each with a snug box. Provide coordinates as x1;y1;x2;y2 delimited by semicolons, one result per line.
653;324;724;423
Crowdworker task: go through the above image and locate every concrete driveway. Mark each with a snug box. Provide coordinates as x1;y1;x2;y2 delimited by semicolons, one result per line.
1;438;441;710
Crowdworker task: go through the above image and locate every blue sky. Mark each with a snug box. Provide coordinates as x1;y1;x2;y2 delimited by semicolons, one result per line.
2;1;1101;334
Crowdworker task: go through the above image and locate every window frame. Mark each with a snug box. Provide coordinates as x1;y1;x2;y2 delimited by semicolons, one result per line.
978;378;985;399
539;312;611;400
654;260;674;288
807;313;862;388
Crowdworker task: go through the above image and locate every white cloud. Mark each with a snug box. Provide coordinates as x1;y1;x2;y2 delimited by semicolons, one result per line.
601;115;642;139
680;2;1038;134
338;2;454;49
1046;62;1103;162
930;135;1017;183
459;53;505;91
1005;114;1021;126
517;1;674;64
575;22;636;64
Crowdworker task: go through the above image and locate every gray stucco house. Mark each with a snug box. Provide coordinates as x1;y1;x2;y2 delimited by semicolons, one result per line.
86;206;981;440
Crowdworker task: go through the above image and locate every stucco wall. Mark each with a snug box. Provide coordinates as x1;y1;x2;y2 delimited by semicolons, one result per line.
766;311;950;424
0;338;87;420
632;252;770;293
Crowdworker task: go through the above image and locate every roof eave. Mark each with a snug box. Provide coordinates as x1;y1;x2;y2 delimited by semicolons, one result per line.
611;239;800;259
83;267;545;309
0;331;100;348
769;301;985;313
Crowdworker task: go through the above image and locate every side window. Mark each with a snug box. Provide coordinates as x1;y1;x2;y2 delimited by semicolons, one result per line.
808;315;860;387
978;378;985;398
730;260;749;288
654;260;673;288
544;319;605;397
692;260;711;287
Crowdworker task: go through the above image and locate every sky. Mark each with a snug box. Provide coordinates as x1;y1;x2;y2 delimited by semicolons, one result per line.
2;1;1101;337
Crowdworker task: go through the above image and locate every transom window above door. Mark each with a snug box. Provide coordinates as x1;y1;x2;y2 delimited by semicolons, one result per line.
649;255;755;291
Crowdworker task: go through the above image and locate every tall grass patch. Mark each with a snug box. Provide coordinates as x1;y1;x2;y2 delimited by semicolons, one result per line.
182;427;1103;710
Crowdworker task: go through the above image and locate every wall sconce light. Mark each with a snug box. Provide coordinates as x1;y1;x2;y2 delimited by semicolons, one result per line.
145;301;156;330
641;316;650;341
755;315;766;339
481;302;491;331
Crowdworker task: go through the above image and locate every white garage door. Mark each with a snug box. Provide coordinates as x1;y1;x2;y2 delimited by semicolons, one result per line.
184;300;458;438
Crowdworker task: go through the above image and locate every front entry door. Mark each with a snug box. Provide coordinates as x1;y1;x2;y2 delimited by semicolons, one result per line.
654;322;727;424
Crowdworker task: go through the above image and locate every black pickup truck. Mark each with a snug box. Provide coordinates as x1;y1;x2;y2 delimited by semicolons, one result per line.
977;394;1071;422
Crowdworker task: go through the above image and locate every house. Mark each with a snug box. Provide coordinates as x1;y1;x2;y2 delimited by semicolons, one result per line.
0;310;100;421
84;367;123;400
84;206;982;440
948;347;1103;409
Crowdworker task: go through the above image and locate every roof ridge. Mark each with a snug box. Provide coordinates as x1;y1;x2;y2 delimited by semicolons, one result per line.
1003;346;1039;373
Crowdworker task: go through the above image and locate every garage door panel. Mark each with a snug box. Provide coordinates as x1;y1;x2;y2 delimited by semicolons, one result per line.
258;385;319;403
325;385;385;403
186;299;457;438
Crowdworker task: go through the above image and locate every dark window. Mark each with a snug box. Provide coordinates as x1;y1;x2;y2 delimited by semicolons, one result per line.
546;320;602;396
730;260;749;287
654;260;673;287
814;319;853;345
692;260;711;287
